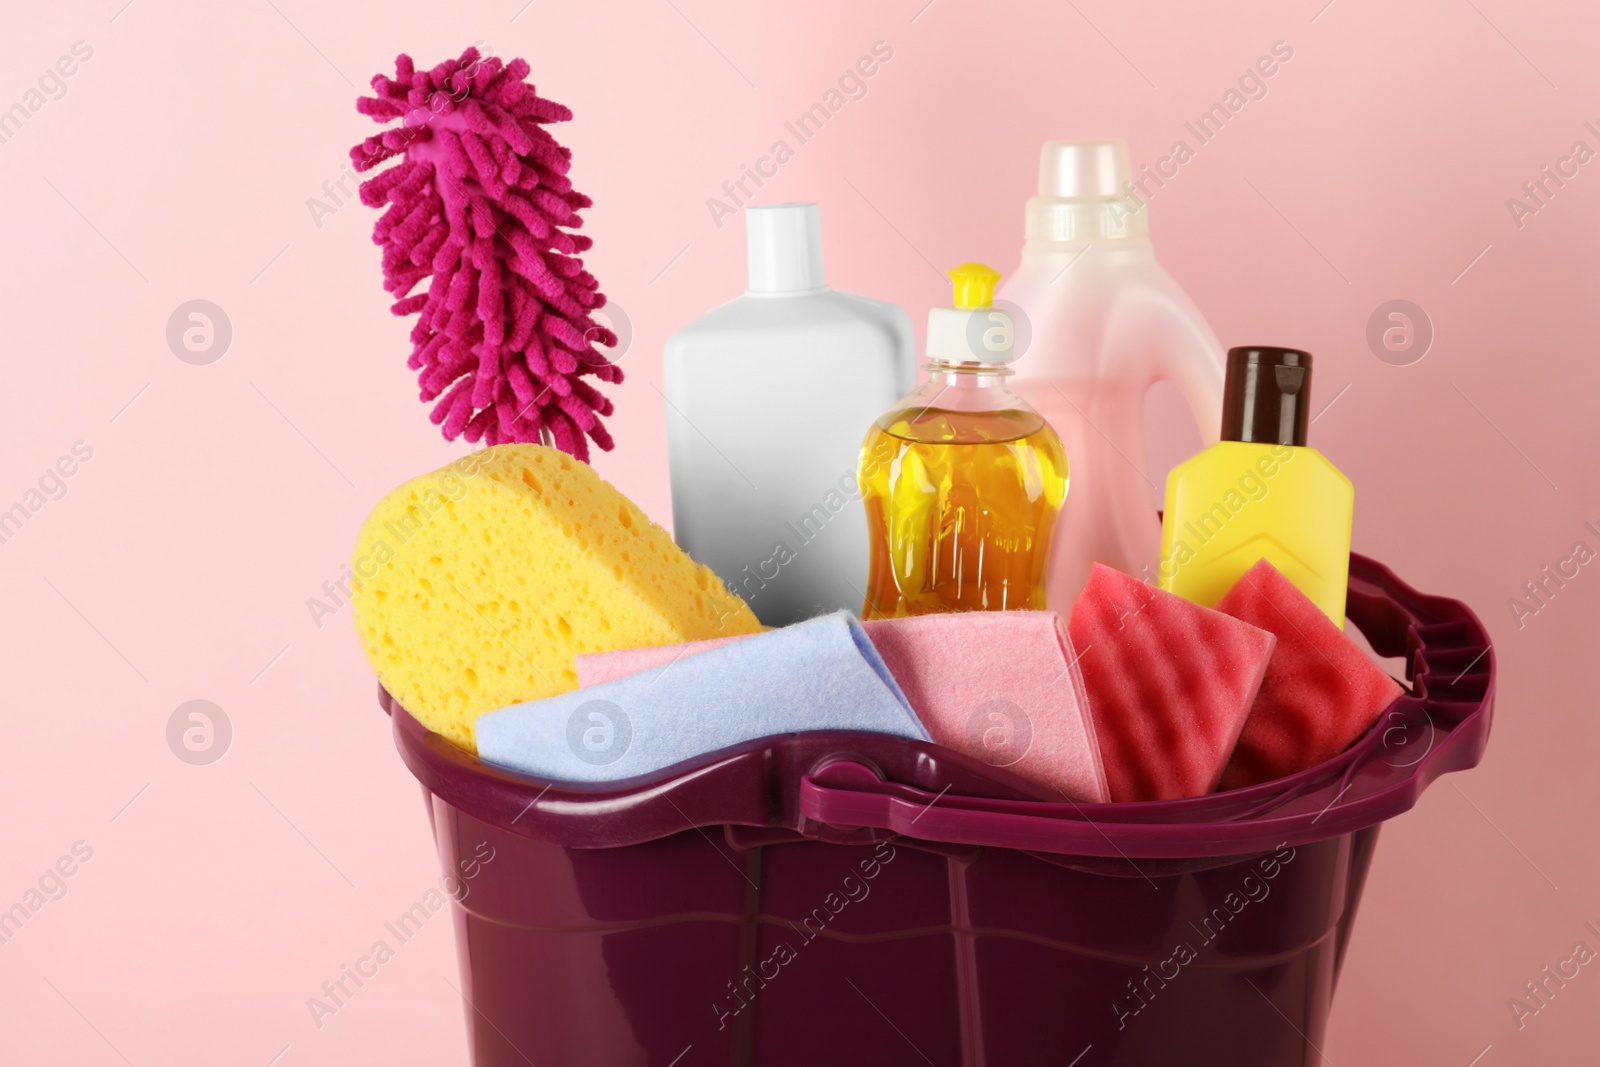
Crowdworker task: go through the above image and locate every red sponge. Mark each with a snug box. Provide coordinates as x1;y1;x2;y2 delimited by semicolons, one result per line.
1216;559;1404;790
1069;564;1276;802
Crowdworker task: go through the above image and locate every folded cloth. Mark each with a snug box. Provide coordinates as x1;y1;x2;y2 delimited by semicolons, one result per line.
476;612;928;783
578;612;1110;803
865;613;1109;803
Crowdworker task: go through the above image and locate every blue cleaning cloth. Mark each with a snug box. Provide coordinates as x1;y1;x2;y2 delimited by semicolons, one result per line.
476;611;930;783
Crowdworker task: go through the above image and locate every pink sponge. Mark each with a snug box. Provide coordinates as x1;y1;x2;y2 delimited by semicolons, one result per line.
352;48;621;461
1069;564;1275;802
1215;559;1403;790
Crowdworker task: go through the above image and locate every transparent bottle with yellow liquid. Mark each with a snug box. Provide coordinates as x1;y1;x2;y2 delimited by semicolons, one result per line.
859;264;1069;618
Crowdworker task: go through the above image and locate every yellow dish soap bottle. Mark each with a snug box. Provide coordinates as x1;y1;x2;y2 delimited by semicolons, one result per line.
1158;346;1354;625
859;263;1069;619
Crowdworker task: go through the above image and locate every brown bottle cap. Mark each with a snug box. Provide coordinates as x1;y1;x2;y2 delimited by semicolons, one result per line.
1220;347;1313;446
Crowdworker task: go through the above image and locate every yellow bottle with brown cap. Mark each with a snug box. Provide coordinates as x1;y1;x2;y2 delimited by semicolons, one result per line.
1158;346;1353;625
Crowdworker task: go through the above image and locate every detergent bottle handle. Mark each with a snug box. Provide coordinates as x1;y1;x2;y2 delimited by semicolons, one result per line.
1143;283;1228;445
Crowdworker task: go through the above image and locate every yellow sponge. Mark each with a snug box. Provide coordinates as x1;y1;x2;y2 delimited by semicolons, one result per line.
351;444;762;750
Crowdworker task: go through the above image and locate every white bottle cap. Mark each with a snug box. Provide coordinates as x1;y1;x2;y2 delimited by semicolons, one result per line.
746;203;826;294
1040;139;1128;198
927;306;1016;364
926;262;1016;364
1026;139;1147;241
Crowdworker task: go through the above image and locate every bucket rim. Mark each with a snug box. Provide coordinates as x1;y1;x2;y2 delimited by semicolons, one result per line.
382;552;1493;859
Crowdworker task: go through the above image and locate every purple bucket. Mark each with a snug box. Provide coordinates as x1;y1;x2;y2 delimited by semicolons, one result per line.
383;553;1493;1066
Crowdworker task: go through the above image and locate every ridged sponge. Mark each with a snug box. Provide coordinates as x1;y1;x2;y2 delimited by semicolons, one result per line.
351;443;762;749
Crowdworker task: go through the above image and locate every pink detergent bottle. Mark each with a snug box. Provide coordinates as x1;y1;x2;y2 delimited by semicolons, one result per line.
999;139;1226;612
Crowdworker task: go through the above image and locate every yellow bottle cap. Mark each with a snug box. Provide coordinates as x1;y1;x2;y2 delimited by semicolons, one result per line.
946;262;1002;309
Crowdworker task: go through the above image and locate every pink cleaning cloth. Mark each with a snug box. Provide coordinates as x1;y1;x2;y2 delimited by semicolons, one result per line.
575;635;741;687
575;612;1110;803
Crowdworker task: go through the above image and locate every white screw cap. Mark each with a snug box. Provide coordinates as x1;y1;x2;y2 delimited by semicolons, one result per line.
746;203;826;294
1027;139;1147;241
1039;139;1131;199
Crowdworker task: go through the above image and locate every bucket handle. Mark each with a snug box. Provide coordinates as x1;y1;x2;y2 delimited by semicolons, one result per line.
796;760;1395;859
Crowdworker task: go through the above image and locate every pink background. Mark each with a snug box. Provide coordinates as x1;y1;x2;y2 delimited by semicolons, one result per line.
2;0;1596;1063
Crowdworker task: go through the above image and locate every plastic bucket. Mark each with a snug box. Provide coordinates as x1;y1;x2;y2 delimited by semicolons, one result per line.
383;553;1493;1066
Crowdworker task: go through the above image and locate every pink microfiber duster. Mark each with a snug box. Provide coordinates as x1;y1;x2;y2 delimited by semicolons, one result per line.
352;48;620;460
